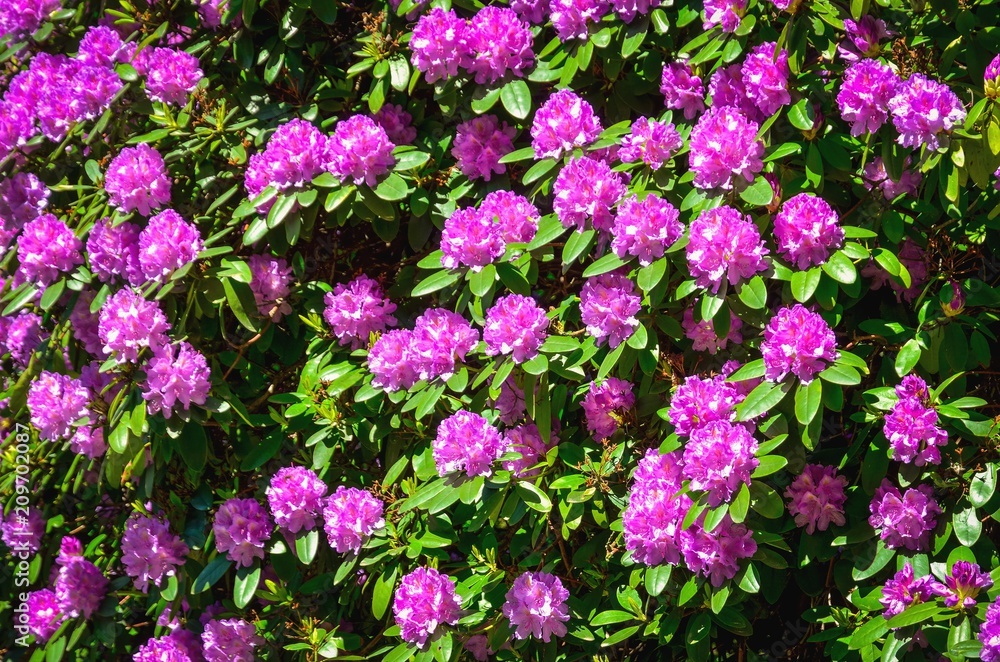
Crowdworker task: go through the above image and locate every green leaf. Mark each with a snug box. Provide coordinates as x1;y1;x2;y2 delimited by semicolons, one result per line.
848;616;889;650
266;193;297;229
637;258;667;292
500;79;532;120
515;481;552;513
471;86;501;114
499;146;536;164
895;338;922;377
469;264;496;297
791;268;821;303
788;98;816;131
751;455;788;479
739;176;774;206
412;270;461;297
748;481;783;519
374;172;409;201
738;276;767;310
822;251;857;285
852;541;894;580
736;381;790;421
393;150;430;171
176;421;208;473
794;378;822;425
523;158;557;185
730;484;750;523
40;279;65;311
223;278;261;332
644;565;671;596
562;229;596;266
527;214;566;250
726;359;765;382
582;252;627;277
886;602;945;629
590;610;635;626
953;505;982;546
540;336;581;354
819;364;861;386
373;565;398;620
192;557;232;594
970;466;997;508
234;564;261;609
294;529;319;565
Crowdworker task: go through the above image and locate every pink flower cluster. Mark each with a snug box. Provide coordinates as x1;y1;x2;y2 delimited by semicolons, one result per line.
452;115;515;181
502;571;570;642
869;479;941;551
688;107;764;189
686;205;769;292
760;304;838;383
266;466;328;534
611;194;683;266
25;536;108;641
880;562;941;618
660;61;705;120
105;144;172;216
141;341;212;418
623;449;689;565
884;375;948;465
134;46;205;105
703;0;745;32
772;193;844;270
392;567;463;647
367;309;479;391
213;497;273;567
579;272;641;348
27;371;91;441
581;377;634;439
410;7;533;84
888;73;967;150
503;423;557;477
244;118;330;211
783;464;848;534
120;513;189;592
323;486;385;554
16;214;82;286
549;0;610;40
837;59;900;137
553;155;627;232
741;42;791;116
433;411;507;478
483;294;549;363
137;209;204;281
618;117;682;169
202;618;263;662
248;254;294;321
328;115;397;187
682;420;759;506
667;374;741;437
530;89;603;160
682;304;743;354
323;274;397;348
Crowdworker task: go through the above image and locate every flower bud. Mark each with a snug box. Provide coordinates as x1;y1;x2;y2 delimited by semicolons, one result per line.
940;280;965;317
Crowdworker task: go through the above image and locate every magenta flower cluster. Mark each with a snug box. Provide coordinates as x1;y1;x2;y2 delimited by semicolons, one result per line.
213;497;273;568
105;144;172;216
889;73;967;150
248;254;294;321
688;106;764;190
530;89;603;159
202;618;263;662
323;274;397;348
120;513;189;592
682;304;743;355
682;420;759;506
410;6;533;84
660;61;705;120
618;117;682;169
432;410;507;478
483;294;549;363
452;115;515;181
392;566;463;647
266;466;328;534
783;464;848;534
502;571;571;642
686;205;769;292
503;423;556;477
581;377;635;439
322;486;385;554
837;59;900;137
772;193;844;270
141;341;211;418
869;479;941;551
623;449;689;566
884;375;948;465
367;308;479;391
553;155;627;232
611;194;683;266
579;272;641;348
760;304;838;383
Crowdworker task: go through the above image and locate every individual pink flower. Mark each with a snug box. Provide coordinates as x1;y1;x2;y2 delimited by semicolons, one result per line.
322;486;385;554
741;42;791;116
27;371;91;441
16;214;83;285
679;515;757;587
530;89;603;160
432;411;507;478
888;73;967;150
410;8;468;83
440;206;505;271
611;194;683;266
212;498;273;568
688;106;764;189
682;420;758;506
324;274;396;347
327;115;396;187
137;209;204;282
868;480;941;551
784;464;848;534
120;513;190;592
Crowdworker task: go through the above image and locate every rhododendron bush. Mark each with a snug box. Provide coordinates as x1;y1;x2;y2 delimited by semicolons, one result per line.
4;0;1000;659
